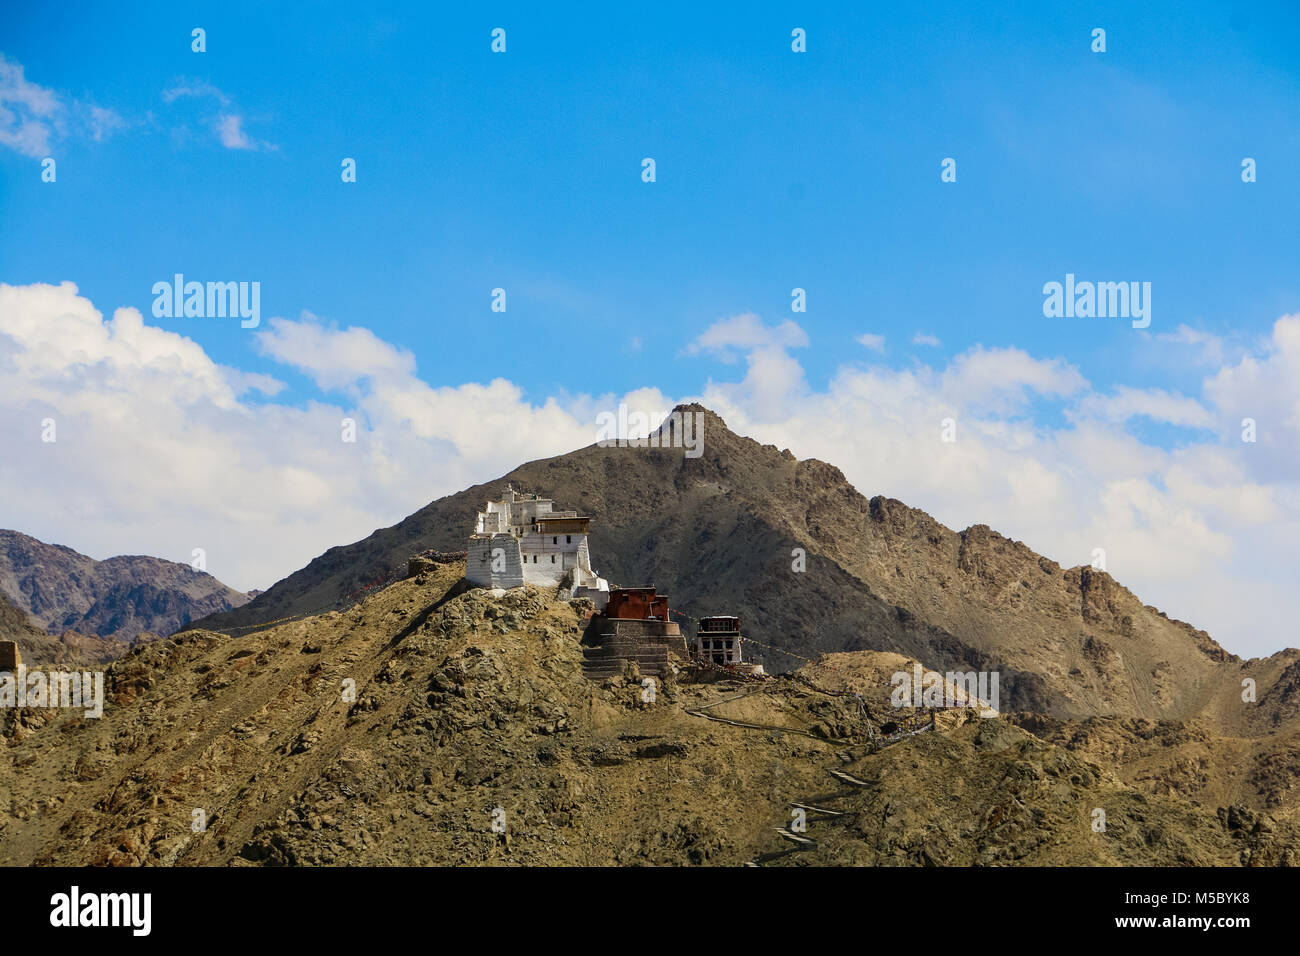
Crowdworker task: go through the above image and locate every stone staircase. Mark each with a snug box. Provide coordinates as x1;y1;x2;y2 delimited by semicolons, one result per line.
581;638;673;679
580;615;688;680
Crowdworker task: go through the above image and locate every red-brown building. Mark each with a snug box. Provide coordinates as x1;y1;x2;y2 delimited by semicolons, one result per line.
603;586;672;621
583;586;685;679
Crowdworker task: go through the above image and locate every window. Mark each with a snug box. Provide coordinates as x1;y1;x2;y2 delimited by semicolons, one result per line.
566;535;572;544
532;555;537;563
552;536;558;544
551;554;556;563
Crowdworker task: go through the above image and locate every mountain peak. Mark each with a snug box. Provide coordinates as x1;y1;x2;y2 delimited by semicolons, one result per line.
190;413;1263;720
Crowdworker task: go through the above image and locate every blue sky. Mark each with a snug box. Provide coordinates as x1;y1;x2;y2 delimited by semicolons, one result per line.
4;1;1298;405
1;2;1298;655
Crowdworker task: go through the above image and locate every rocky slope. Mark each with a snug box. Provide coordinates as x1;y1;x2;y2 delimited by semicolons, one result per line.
0;591;145;667
3;564;1291;866
192;406;1286;725
0;530;251;643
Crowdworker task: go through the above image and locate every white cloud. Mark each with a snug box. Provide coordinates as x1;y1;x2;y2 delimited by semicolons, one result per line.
939;345;1087;414
1;283;1295;659
257;313;416;390
1069;386;1214;429
688;314;810;419
216;114;255;150
911;332;941;347
1202;314;1300;446
1152;323;1228;366
685;312;809;362
0;283;600;593
0;54;124;157
162;81;231;106
856;333;886;352
160;79;274;151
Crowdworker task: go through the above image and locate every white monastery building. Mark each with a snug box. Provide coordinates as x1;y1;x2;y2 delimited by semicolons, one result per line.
467;485;611;608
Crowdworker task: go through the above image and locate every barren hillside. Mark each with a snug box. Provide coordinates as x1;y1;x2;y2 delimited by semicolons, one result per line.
3;563;1292;866
192;406;1284;725
0;591;140;667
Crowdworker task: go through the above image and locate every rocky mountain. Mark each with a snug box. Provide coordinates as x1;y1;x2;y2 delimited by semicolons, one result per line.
0;591;155;668
0;530;252;644
6;405;1294;867
3;563;1292;866
192;405;1290;724
0;590;44;645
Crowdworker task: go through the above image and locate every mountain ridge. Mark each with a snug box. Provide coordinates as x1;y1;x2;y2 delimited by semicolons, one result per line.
0;529;252;644
190;404;1284;723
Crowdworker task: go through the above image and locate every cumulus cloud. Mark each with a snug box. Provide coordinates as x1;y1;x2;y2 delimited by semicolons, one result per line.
1201;313;1300;484
940;346;1087;413
257;313;416;389
0;283;602;592
686;314;810;419
1;283;1294;658
856;333;886;352
911;332;942;347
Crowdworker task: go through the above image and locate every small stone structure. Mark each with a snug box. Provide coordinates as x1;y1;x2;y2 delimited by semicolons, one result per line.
408;550;468;577
694;615;742;665
0;640;20;671
690;615;765;676
582;587;687;679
